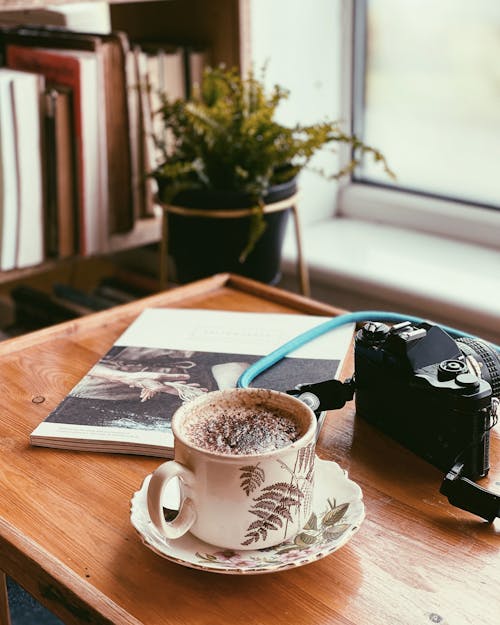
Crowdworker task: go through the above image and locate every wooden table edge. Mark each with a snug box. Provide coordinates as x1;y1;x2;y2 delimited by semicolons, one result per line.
0;517;143;625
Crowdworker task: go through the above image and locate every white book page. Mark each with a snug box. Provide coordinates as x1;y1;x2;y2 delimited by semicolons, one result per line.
118;308;353;361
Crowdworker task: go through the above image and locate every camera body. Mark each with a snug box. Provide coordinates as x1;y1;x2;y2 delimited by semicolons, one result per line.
354;320;498;480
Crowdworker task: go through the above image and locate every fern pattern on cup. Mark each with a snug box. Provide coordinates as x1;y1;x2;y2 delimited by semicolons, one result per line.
240;443;315;546
239;464;265;496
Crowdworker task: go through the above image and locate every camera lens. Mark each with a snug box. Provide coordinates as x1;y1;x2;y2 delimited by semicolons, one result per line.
456;338;500;397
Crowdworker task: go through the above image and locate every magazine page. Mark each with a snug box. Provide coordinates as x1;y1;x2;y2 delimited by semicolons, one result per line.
30;308;354;456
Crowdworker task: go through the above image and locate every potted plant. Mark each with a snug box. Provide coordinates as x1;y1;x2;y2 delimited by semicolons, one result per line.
152;65;393;285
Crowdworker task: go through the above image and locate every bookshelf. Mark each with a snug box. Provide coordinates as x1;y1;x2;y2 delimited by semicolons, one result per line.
0;0;248;287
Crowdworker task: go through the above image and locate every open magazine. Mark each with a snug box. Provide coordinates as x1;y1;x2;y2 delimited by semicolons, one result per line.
30;308;354;457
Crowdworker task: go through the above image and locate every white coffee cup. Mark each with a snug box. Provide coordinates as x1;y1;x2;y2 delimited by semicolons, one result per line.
147;387;317;550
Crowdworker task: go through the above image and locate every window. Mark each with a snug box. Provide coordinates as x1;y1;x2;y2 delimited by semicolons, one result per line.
341;0;500;248
353;0;500;209
249;0;500;249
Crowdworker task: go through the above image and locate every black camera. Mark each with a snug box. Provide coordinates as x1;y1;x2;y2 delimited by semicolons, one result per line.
354;320;499;480
289;319;500;521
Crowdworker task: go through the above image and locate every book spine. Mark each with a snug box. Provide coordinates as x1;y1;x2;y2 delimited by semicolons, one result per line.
53;283;116;312
103;32;135;235
11;284;78;329
184;45;208;98
5;44;88;256
44;86;78;259
125;48;143;221
99;274;153;298
54;87;78;258
0;75;19;271
12;71;45;269
93;284;136;304
44;88;59;257
134;46;158;218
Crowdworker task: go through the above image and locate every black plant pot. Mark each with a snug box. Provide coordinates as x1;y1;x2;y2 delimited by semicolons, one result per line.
167;178;297;285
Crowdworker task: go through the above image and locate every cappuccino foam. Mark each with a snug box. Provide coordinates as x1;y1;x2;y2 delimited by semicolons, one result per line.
183;406;301;455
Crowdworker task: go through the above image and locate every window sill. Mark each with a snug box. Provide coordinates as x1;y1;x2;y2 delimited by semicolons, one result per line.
338;183;500;251
281;216;500;344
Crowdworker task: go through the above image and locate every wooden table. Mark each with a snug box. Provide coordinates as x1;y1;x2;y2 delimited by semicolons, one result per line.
0;273;498;625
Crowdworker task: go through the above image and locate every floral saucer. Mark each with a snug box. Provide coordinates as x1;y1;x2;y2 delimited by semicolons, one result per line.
130;457;365;575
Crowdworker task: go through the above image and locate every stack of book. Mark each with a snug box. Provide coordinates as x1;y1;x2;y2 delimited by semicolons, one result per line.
6;269;157;334
0;14;209;271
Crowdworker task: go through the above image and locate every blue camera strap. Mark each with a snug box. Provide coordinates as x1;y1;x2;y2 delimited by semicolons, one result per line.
236;310;500;522
237;310;495;389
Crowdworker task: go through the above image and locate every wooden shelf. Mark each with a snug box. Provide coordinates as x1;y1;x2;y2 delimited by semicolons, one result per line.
0;1;144;10
107;214;162;253
0;1;247;69
0;215;162;286
0;0;246;290
0;259;66;287
111;0;245;69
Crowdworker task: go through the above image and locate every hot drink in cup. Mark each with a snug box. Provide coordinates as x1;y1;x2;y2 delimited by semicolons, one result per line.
147;388;317;550
182;403;302;455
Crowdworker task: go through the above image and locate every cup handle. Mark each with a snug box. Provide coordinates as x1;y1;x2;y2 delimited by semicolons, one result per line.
146;461;196;539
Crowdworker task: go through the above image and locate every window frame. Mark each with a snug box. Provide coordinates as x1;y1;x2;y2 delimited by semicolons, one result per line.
336;0;500;252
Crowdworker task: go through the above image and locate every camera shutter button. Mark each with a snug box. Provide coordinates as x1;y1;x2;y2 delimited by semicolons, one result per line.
456;373;480;388
361;322;390;341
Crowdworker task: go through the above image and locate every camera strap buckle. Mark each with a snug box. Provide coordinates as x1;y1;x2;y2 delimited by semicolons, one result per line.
287;378;356;414
490;397;499;428
440;462;500;522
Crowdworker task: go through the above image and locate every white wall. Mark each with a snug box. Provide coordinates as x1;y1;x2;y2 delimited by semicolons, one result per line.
249;0;344;225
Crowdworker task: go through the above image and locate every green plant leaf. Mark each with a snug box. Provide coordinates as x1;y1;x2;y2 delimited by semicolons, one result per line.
152;64;393;257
